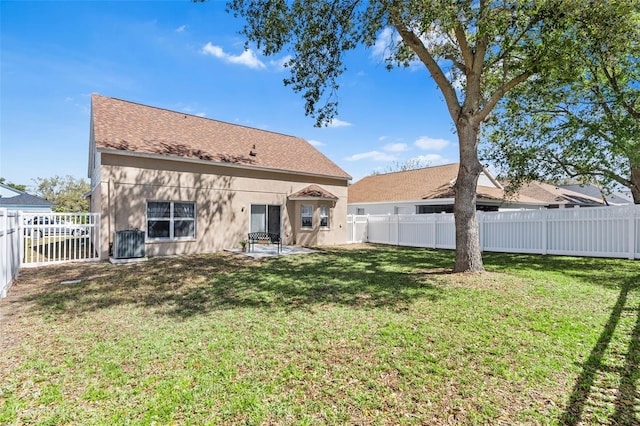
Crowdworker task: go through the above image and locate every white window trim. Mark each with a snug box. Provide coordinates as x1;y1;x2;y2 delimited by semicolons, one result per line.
146;200;196;241
320;205;330;229
301;204;313;230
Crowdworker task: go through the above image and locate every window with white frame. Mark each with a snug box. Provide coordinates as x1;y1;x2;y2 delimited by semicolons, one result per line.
147;201;196;240
320;205;329;228
301;204;313;229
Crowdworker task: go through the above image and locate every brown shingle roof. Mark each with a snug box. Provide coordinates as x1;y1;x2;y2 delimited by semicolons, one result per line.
289;184;338;200
515;182;603;206
91;94;350;179
348;164;542;204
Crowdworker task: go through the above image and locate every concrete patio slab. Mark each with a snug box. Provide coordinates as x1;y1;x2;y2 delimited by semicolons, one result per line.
225;244;321;259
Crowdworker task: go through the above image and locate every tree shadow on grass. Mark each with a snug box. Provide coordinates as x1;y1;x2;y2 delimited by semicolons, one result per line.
483;252;639;292
14;246;449;319
167;246;449;317
480;252;640;424
559;275;640;425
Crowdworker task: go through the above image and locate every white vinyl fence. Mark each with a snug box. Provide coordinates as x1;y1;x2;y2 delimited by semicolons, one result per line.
1;209;21;298
0;210;102;299
347;204;640;260
21;212;101;267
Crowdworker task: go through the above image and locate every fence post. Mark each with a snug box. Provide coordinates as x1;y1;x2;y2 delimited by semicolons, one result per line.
478;211;484;252
18;211;24;266
1;209;6;297
541;209;548;255
433;214;438;249
395;214;400;246
629;205;636;260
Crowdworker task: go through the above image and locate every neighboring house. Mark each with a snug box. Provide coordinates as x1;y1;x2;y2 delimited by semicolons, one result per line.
560;183;633;206
347;163;545;215
515;182;604;208
88;94;351;260
0;183;54;212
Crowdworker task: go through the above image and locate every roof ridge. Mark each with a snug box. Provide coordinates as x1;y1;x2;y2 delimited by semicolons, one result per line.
92;93;303;140
368;163;459;178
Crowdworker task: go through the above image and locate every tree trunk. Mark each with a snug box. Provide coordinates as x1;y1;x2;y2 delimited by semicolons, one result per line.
454;120;485;273
631;166;640;204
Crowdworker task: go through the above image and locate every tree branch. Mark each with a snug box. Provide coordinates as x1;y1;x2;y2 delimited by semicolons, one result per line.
392;20;461;119
477;71;531;122
600;57;640;120
454;24;473;73
549;153;632;188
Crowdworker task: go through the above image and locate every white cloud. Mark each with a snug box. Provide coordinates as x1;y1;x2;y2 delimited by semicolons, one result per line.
414;136;450;151
176;25;187;33
269;55;292;71
383;142;409;152
308;139;325;147
372;27;400;60
409;154;450;166
372;25;453;72
345;151;397;162
327;118;352;128
201;42;266;70
378;136;388;141
195;112;206;117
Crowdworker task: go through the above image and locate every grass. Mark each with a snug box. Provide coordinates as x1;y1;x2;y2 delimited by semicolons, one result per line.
1;244;639;425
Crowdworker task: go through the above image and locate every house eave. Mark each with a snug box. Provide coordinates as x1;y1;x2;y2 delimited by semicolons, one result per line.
97;148;352;182
289;196;338;201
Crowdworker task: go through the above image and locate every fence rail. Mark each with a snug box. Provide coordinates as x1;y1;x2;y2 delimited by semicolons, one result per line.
20;212;101;267
1;210;102;298
347;204;640;260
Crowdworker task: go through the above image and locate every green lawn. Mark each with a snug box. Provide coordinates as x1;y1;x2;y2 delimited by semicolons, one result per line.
1;245;638;425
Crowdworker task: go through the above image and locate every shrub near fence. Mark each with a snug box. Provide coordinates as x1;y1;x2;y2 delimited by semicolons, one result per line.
0;208;21;298
347;204;640;260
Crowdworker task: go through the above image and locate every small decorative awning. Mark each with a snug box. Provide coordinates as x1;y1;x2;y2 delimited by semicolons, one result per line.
288;184;338;201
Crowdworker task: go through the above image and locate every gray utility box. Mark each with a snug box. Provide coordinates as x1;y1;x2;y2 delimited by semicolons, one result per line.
113;230;145;259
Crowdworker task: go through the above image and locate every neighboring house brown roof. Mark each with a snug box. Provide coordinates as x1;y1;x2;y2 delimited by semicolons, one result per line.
289;184;338;200
515;182;604;206
91;94;351;180
348;163;542;205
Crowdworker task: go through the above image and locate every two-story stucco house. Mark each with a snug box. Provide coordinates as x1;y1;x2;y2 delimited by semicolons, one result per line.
87;94;351;260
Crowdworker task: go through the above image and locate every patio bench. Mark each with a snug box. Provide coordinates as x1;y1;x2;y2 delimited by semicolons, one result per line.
247;232;282;254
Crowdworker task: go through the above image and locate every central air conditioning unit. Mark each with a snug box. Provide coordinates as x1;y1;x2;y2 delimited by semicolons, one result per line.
113;230;145;259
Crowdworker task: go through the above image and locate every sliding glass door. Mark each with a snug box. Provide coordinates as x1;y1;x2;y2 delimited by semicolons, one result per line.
250;204;281;235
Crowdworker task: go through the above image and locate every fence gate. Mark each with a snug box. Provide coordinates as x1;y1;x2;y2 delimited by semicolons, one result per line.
20;212;101;267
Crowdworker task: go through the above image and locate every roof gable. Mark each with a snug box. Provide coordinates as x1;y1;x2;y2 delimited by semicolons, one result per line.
348;164;522;203
289;184;338;200
91;94;351;180
517;182;604;206
0;183;24;198
0;192;54;208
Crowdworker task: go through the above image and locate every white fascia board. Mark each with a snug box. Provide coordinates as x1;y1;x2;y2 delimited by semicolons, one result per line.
481;167;504;189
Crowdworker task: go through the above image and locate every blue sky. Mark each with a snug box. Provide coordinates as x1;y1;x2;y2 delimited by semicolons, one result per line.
1;0;458;189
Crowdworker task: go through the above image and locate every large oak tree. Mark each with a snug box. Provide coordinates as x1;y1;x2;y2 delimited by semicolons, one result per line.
214;0;624;272
484;1;640;204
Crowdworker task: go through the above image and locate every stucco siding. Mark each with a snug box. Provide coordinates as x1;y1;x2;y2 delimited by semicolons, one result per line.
94;154;348;259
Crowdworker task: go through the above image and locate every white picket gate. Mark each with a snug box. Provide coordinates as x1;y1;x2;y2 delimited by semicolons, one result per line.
347;204;640;260
20;212;101;267
0;210;102;298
